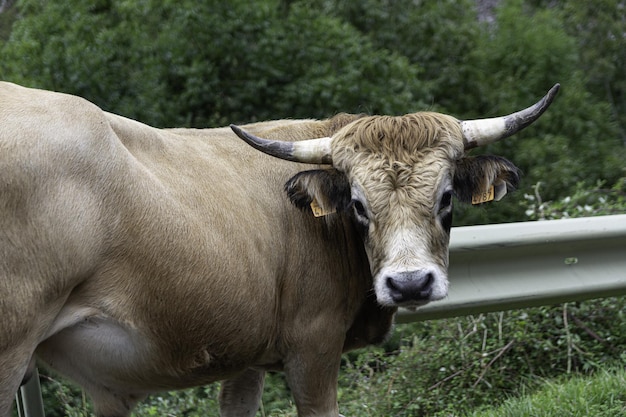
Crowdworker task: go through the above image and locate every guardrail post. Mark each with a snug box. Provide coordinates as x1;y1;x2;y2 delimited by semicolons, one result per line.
15;368;45;417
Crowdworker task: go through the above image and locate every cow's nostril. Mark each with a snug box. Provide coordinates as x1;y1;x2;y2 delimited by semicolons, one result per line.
421;273;434;297
386;275;404;302
386;276;399;292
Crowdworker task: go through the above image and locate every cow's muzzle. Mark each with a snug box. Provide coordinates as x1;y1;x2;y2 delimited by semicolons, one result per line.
378;269;448;307
386;271;433;303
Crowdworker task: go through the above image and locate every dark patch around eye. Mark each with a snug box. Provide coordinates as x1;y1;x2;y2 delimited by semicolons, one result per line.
352;200;367;219
441;209;453;234
440;191;452;210
350;199;370;240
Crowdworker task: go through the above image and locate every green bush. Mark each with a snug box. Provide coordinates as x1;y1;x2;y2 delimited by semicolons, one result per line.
523;178;626;220
330;297;626;416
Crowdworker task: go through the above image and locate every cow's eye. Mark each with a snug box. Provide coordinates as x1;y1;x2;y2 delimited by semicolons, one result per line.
439;191;453;212
439;190;454;233
352;199;368;221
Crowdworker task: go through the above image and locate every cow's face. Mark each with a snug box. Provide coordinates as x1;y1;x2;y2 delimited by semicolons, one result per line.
329;114;464;307
283;114;520;308
231;84;559;308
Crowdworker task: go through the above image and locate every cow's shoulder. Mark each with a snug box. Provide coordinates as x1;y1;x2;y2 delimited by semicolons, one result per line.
0;82;126;165
0;81;106;124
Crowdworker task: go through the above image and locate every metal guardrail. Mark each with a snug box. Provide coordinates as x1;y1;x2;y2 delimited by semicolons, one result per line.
398;214;626;322
16;215;626;416
15;369;44;417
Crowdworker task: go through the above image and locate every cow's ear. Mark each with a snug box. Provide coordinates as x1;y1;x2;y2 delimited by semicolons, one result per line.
285;169;351;216
453;155;521;204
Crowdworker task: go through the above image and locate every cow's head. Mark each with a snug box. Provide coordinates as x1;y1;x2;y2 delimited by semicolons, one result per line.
231;84;559;308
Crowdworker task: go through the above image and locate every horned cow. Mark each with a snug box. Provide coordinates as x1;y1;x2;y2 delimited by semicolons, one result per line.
0;81;559;417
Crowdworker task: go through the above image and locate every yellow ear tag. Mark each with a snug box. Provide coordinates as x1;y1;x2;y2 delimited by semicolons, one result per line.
310;197;336;217
472;185;495;205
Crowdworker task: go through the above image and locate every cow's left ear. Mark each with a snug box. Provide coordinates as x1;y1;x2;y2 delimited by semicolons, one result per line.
284;168;351;216
453;155;522;204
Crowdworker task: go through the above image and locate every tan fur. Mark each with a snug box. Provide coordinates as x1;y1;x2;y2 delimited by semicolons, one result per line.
0;82;376;417
331;113;465;278
333;112;463;157
0;82;522;417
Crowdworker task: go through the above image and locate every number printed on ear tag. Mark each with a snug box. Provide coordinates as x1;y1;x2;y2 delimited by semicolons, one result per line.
471;185;495;205
310;197;336;217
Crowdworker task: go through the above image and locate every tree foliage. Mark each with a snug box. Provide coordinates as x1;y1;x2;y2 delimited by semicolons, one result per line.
306;0;483;112
456;0;624;224
560;0;626;144
1;0;624;224
0;0;426;128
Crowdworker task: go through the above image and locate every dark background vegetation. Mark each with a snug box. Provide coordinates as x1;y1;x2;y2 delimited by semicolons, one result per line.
2;0;625;227
2;0;625;415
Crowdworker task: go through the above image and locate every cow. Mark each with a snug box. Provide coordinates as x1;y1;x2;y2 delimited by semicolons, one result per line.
0;81;559;417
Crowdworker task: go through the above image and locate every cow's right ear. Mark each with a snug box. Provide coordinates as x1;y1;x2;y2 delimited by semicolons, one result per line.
284;169;351;216
453;155;521;204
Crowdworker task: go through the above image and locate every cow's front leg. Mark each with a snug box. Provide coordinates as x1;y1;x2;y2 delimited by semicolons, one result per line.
219;368;265;417
0;345;36;417
284;348;343;417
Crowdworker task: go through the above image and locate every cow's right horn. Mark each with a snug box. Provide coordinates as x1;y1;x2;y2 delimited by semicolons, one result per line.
461;83;560;149
230;125;333;164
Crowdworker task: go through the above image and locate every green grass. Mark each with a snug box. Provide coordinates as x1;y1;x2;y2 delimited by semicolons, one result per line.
34;367;626;417
468;367;626;417
131;366;626;416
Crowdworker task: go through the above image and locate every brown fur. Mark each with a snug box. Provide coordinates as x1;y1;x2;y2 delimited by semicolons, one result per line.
0;82;376;417
0;82;523;417
332;112;464;158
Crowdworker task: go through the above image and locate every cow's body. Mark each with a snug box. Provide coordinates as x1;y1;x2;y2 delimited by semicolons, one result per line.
0;81;558;416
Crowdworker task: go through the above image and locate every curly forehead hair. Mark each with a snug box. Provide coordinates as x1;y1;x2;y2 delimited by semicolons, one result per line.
331;112;465;164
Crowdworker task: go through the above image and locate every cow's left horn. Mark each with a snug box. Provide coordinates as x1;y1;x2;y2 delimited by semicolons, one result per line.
461;83;560;149
230;125;333;164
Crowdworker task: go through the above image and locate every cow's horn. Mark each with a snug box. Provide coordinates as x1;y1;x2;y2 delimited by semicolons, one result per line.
461;83;560;149
230;125;333;164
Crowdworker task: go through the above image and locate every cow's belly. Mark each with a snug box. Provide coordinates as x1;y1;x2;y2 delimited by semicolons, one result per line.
36;308;255;394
